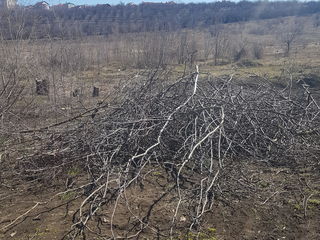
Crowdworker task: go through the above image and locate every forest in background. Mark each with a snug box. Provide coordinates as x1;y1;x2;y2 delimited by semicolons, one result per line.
1;1;320;39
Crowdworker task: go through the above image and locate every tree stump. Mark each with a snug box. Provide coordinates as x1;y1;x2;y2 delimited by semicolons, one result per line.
72;89;80;97
35;79;49;95
92;87;99;97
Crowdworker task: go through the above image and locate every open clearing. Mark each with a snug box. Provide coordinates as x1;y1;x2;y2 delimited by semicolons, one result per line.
1;13;320;240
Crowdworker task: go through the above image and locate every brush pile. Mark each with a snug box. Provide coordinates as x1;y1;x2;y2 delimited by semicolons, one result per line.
18;67;320;239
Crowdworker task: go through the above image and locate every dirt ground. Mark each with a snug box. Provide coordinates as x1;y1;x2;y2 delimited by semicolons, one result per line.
1;158;319;240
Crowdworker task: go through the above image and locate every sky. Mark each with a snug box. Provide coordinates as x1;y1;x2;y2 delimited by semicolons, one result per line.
18;0;191;5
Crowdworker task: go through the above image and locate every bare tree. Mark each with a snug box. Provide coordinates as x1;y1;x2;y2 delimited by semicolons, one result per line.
313;13;320;28
278;19;303;57
208;25;229;65
0;8;30;130
231;34;249;62
252;43;264;59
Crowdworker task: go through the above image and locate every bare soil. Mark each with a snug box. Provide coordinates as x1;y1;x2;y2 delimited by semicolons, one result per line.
1;159;319;240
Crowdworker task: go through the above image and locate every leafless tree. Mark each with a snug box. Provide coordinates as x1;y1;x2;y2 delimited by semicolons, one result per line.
252;43;264;59
278;19;303;57
0;8;30;130
208;25;229;65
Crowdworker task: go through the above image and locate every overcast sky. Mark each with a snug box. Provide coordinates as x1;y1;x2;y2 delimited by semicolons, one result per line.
18;0;198;5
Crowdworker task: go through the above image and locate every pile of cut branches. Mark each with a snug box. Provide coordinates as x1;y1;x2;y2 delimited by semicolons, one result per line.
17;67;320;239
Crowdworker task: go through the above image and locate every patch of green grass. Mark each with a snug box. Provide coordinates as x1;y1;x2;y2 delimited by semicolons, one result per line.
308;190;320;195
67;167;80;177
60;191;77;201
176;228;218;240
152;171;162;176
258;181;270;188
236;59;263;68
308;199;320;206
291;199;320;211
0;135;9;146
287;199;302;211
293;203;302;210
207;227;217;234
27;227;50;240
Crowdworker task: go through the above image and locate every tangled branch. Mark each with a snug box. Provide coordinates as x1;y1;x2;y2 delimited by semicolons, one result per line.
16;67;320;239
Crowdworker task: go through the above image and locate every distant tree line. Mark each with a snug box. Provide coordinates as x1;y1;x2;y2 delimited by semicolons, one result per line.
1;1;320;39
